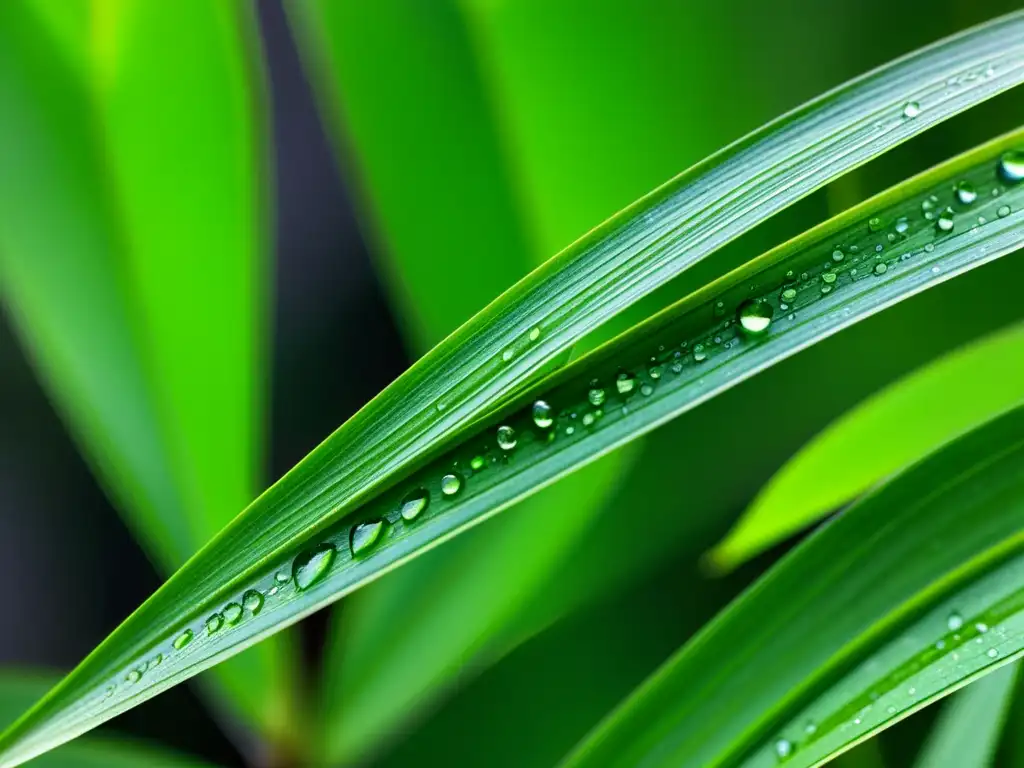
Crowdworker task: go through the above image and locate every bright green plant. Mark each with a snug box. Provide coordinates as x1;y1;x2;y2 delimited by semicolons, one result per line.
1;2;1024;767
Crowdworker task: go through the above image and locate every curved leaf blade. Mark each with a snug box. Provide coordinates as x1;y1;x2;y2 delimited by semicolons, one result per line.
562;404;1024;768
711;321;1024;571
2;15;1024;765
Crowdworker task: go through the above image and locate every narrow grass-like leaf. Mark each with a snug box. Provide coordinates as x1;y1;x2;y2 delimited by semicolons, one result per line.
0;0;296;748
0;673;217;768
562;404;1024;767
2;16;1024;765
914;662;1020;768
711;321;1024;571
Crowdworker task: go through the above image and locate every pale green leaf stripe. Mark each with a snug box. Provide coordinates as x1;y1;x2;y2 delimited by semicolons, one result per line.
564;405;1024;768
2;15;1024;766
711;321;1024;571
914;662;1020;768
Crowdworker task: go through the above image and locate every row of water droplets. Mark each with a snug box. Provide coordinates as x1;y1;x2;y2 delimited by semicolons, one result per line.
107;144;1021;705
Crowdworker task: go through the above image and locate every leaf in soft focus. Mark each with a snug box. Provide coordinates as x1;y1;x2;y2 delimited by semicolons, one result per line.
0;0;296;750
914;662;1020;768
0;672;217;768
711;321;1024;571
1;15;1023;765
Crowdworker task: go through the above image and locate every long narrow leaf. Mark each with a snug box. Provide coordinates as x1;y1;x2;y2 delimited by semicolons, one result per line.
2;15;1024;765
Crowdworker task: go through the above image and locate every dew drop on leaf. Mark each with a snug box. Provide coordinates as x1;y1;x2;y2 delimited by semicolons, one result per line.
243;589;264;616
616;371;637;395
999;150;1024;183
275;571;290;585
223;602;243;626
206;614;224;635
173;629;193;650
997;204;1011;218
955;180;977;204
440;473;462;496
349;522;384;558
496;425;517;450
868;216;884;232
126;670;141;684
400;488;429;522
947;612;964;631
532;400;553;428
936;207;955;232
874;263;888;275
775;738;793;759
588;387;606;406
902;100;921;118
294;542;337;588
738;299;773;335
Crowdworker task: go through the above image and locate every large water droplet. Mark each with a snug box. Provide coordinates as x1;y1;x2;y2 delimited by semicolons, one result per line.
440;473;462;496
275;571;290;585
223;602;243;626
243;589;264;616
496;425;517;450
532;400;553;428
775;738;793;760
400;488;429;521
126;669;142;684
902;101;921;119
999;150;1024;183
173;629;194;650
615;371;636;395
997;204;1011;218
350;522;384;558
588;387;606;406
206;614;224;635
293;542;337;589
955;181;977;205
936;207;955;232
874;262;888;276
947;612;964;631
738;299;773;335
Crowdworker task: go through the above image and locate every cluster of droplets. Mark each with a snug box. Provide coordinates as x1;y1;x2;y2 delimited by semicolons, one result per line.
771;606;1012;763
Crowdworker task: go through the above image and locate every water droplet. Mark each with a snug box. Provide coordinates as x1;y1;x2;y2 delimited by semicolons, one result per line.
955;181;977;205
804;721;817;735
693;344;707;362
294;542;337;589
565;425;575;435
580;412;594;426
895;218;910;234
902;101;921;119
775;738;793;759
671;362;683;374
737;300;773;335
999;150;1024;183
173;629;194;650
105;686;115;698
822;272;837;285
868;216;884;232
988;648;999;659
648;366;662;380
471;456;486;472
529;326;541;342
440;473;462;496
497;425;517;450
223;602;243;625
399;493;428;524
532;400;553;428
616;371;637;395
501;348;513;363
874;263;888;275
947;612;964;631
781;288;797;302
997;204;1011;218
275;571;290;585
640;384;654;397
243;590;264;616
206;614;224;635
936;207;954;232
832;249;844;262
268;586;279;596
350;522;384;557
126;669;141;684
587;387;606;407
924;243;935;253
976;622;989;634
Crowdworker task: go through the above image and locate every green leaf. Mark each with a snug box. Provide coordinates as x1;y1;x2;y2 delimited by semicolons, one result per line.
0;672;217;768
711;320;1024;571
914;662;1020;768
2;15;1023;764
0;0;296;748
561;404;1024;768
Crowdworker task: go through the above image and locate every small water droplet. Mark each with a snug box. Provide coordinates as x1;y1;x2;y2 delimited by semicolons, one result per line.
582;412;595;426
781;288;797;302
243;590;264;616
868;216;884;232
976;622;989;634
532;400;553;429
648;365;662;380
529;326;541;342
268;586;279;596
997;204;1011;218
497;425;517;450
999;150;1024;183
350;522;384;557
820;285;832;295
955;180;977;205
294;542;337;589
440;473;462;496
936;207;955;232
126;669;141;684
275;571;290;585
640;384;654;397
895;217;909;235
173;629;194;650
693;344;707;362
399;488;429;522
775;738;793;759
588;387;606;407
501;348;513;363
988;648;999;659
821;272;837;285
470;455;485;471
671;362;683;374
832;249;844;262
924;243;935;252
874;263;888;276
902;101;921;119
804;721;817;735
737;299;773;335
223;602;243;625
206;614;224;635
616;371;637;395
908;687;917;696
565;425;575;435
947;612;964;631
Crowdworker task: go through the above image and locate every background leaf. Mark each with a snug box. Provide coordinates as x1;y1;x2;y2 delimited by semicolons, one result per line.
712;321;1024;571
0;0;296;753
